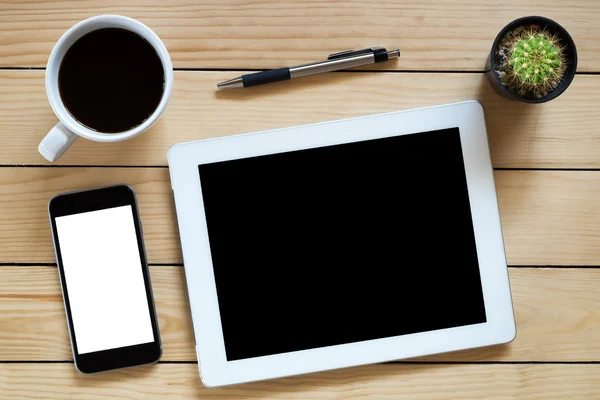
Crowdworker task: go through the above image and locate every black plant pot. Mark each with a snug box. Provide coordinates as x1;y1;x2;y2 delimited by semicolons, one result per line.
486;16;577;103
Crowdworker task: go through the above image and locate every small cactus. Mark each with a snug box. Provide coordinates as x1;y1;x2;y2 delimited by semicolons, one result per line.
506;28;566;97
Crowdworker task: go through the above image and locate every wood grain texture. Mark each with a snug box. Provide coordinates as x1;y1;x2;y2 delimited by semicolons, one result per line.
498;170;600;266
0;266;192;362
1;168;600;265
1;1;597;396
0;168;177;264
2;71;600;168
1;0;599;72
0;266;599;362
1;363;599;399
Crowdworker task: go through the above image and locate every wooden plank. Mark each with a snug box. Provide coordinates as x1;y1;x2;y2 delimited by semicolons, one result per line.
1;71;600;168
0;266;192;362
0;0;599;72
0;168;177;264
498;171;600;266
1;363;599;399
1;266;598;362
0;168;599;265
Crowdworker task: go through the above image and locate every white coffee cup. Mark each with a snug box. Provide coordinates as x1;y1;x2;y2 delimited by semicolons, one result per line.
39;15;173;162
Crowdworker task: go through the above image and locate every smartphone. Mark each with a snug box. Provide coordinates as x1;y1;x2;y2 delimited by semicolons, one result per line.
48;185;161;373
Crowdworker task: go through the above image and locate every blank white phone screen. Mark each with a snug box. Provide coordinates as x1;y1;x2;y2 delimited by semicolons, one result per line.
55;205;154;355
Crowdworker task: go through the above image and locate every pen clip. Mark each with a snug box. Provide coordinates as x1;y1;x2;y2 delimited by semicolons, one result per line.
327;46;386;60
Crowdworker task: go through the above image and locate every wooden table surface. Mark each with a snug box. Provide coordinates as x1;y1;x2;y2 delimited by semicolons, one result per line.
1;0;600;399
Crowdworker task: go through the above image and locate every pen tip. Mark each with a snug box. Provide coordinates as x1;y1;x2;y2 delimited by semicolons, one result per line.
217;77;244;89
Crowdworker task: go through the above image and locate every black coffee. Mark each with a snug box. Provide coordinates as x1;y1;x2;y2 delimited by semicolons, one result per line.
59;28;164;133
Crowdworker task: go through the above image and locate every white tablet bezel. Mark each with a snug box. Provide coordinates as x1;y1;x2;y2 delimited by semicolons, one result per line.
168;101;515;387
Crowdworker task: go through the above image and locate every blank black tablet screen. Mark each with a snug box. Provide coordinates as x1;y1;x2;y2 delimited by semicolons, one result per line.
198;128;486;361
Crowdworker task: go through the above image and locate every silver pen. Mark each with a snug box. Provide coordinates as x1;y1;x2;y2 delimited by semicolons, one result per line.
217;46;400;89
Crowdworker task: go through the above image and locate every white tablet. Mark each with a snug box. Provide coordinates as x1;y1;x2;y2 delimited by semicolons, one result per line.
168;101;515;387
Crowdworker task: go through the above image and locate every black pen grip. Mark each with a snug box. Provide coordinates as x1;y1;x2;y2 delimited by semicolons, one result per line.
242;68;291;87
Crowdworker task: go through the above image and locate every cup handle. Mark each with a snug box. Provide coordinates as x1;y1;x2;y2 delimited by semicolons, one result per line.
38;122;78;162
